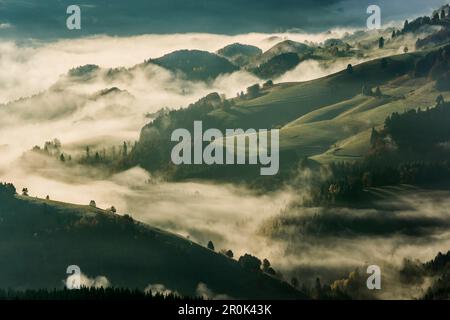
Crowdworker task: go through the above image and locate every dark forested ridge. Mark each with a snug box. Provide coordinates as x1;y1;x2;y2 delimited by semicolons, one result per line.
399;250;450;300
0;183;305;300
148;50;239;81
307;101;450;205
0;287;192;301
382;101;450;155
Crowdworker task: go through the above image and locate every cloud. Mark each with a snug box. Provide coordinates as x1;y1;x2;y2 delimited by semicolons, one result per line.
196;283;232;300
261;206;449;239
0;31;362;104
1;29;450;300
65;272;111;289
145;283;179;297
0;23;12;29
256;187;450;294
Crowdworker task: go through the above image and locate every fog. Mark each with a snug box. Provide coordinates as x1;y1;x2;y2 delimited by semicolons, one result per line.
0;29;366;185
258;187;450;298
0;31;350;270
65;272;111;290
0;30;355;104
1;30;448;298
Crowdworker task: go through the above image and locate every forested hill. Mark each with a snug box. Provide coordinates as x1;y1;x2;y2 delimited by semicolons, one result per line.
0;183;305;300
128;47;430;178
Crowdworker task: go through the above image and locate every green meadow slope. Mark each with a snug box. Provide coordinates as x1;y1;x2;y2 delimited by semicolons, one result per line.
215;52;422;127
133;47;448;175
0;194;304;299
280;76;442;162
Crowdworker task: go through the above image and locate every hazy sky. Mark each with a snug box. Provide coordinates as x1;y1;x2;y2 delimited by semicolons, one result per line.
0;0;448;38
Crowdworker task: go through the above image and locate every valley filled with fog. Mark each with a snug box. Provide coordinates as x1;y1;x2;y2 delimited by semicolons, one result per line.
2;31;450;299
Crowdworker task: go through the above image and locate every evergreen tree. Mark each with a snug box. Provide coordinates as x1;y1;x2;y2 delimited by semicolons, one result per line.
291;277;299;288
436;94;445;106
433;12;440;23
266;267;276;276
378;37;385;49
370;127;379;145
0;183;16;199
238;254;262;272
346;64;353;74
314;278;322;299
362;84;372;96
262;258;271;272
375;86;382;97
225;250;234;258
122;142;128;158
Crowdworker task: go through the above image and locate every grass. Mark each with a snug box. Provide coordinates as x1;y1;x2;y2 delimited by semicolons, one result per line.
279;68;448;164
0;195;305;299
204;51;436;165
208;52;419;130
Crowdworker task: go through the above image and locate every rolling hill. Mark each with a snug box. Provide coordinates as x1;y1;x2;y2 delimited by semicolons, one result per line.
131;47;438;177
148;50;240;81
216;43;262;67
252;52;301;79
256;40;314;64
0;191;304;299
0;86;136;124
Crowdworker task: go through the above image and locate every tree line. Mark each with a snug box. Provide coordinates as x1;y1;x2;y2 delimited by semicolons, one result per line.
0;287;198;301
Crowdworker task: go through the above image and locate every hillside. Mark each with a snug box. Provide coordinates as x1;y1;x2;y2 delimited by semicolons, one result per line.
0;86;136;124
131;47;433;178
252;52;301;79
5;1;450;303
0;189;304;299
148;50;239;81
256;40;315;64
399;249;450;300
216;43;262;67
